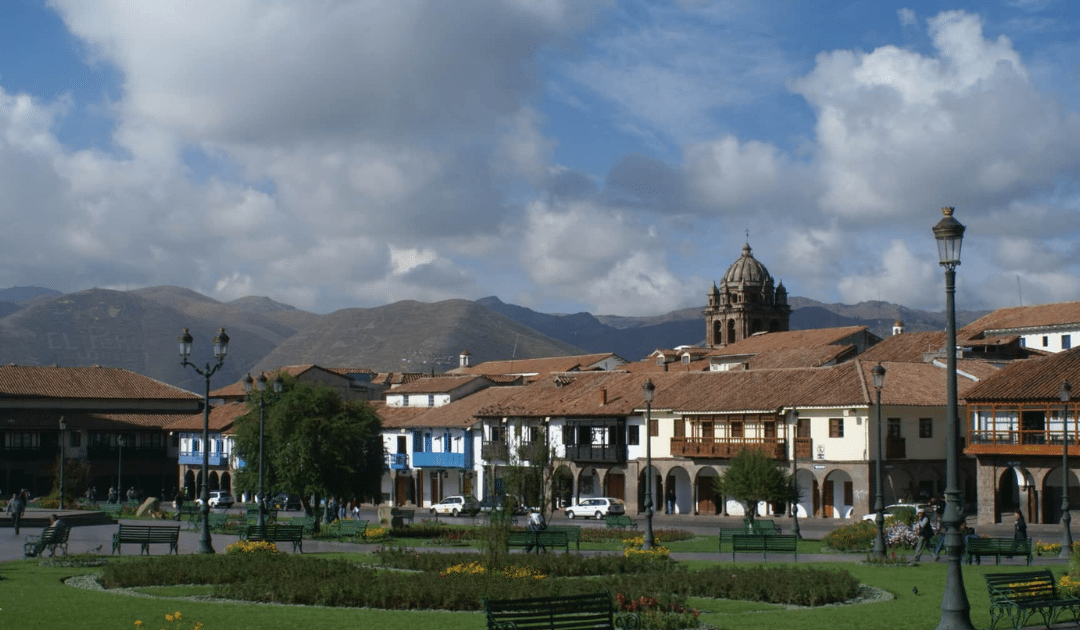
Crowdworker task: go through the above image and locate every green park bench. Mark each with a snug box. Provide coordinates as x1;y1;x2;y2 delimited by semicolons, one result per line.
983;569;1080;630
24;525;70;557
731;533;798;561
241;524;305;553
966;537;1032;565
604;514;637;529
483;589;638;630
111;524;180;556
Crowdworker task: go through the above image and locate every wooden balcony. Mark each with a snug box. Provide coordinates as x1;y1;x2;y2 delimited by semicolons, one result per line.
481;441;509;461
966;430;1080;456
795;437;813;460
670;437;787;459
563;444;626;464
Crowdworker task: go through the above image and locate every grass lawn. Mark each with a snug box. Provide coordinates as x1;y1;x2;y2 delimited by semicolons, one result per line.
1;549;1064;630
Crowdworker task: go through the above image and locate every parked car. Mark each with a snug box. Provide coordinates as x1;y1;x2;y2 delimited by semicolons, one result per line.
861;503;930;523
271;493;302;511
195;490;234;509
430;495;481;516
565;497;625;519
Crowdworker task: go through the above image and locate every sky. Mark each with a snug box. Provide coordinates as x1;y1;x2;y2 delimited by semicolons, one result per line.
0;0;1078;317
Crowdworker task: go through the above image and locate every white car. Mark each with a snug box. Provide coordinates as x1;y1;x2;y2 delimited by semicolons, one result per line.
430;495;480;517
861;503;929;522
565;497;625;519
195;490;234;509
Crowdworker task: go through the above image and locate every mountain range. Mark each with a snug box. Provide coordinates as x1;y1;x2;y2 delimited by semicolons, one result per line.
0;286;987;392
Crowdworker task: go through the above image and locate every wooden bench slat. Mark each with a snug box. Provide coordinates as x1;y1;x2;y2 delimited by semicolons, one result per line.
112;524;180;555
484;590;637;630
731;533;798;561
967;537;1032;565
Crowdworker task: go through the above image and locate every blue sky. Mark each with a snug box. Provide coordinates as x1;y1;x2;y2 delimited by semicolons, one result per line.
0;0;1078;317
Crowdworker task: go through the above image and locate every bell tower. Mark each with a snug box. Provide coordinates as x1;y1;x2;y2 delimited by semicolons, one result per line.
704;243;791;348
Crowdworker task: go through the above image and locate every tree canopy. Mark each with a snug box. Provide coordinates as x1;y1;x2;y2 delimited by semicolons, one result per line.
232;377;384;510
712;448;795;522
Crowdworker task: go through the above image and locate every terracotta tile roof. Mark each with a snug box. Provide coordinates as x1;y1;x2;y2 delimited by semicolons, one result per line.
620;359;711;373
163;401;248;432
373;372;428;386
322;367;376;376
712;326;870;354
447;353;621;376
963;348;1080;402
0;365;199;400
963;301;1080;337
469;360;983;418
0;410;200;430
379;386;527;429
858;332;948;363
736;345;857;369
387;375;489;394
210;364;337;398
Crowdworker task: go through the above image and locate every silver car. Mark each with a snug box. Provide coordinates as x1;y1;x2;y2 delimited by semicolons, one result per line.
565;497;625;519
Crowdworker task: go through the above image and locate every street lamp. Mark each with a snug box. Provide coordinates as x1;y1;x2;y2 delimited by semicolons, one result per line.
641;378;656;551
932;206;974;630
179;327;230;554
871;363;887;560
243;372;282;527
1061;380;1073;557
58;416;67;510
117;433;124;503
788;408;801;539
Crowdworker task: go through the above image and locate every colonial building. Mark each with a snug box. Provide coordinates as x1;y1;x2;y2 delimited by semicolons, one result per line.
704;243;791;348
964;347;1080;525
0;365;201;499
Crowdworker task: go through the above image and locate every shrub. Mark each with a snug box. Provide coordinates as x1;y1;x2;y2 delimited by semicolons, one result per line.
225;540;279;555
824;517;916;551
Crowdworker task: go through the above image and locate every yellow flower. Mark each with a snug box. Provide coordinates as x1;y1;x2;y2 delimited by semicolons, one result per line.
134;622;144;628
165;615;174;623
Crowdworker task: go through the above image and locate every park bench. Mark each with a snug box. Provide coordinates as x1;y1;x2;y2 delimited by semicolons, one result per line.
241;524;305;553
24;525;70;557
718;527;750;551
605;514;637;529
546;525;581;551
285;516;316;535
983;570;1080;630
483;589;639;630
966;537;1032;565
731;533;798;562
507;529;569;553
747;519;781;535
111;524;180;556
330;519;368;540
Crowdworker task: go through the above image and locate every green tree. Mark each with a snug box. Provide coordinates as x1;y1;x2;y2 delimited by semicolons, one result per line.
712;448;794;524
232;377;384;529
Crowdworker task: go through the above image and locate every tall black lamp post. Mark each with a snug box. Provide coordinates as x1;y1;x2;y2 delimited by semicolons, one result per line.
1061;380;1073;557
243;372;282;527
933;206;974;630
179;327;230;554
117;433;124;503
871;363;887;560
641;378;656;550
788;408;801;539
58;416;67;510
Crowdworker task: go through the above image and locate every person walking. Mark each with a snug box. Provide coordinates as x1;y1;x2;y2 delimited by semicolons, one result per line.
913;508;934;561
1014;510;1028;541
12;490;27;535
524;509;547;553
666;486;677;515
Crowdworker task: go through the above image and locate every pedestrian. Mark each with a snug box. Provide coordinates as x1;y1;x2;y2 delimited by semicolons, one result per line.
524;509;547;553
12;490;27;535
666;486;676;515
1014;510;1028;542
913;508;934;561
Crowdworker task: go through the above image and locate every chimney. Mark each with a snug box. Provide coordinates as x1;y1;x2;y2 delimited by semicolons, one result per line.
892;320;904;336
600;388;607;405
459;349;471;368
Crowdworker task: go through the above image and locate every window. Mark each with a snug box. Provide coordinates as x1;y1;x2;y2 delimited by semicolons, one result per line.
401;395;409;407
69;432;81;447
649;418;658;437
681;354;690;364
628;425;640;445
729;422;743;438
829;418;844;438
887;418;901;439
1043;336;1050;347
797;418;810;438
192;439;200;452
7;432;36;448
673;419;684;438
216;439;224;453
428;394;435;407
656;356;665;365
171;433;179;447
1065;335;1072;350
919;418;933;438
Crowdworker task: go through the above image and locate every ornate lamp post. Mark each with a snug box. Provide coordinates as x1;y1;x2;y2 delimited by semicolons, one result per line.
1061;380;1073;557
871;363;887;560
641;378;656;550
179;327;230;554
58;416;67;510
243;372;282;527
788;408;801;539
933;206;974;630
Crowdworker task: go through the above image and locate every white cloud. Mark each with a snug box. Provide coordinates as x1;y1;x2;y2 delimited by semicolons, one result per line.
897;8;917;27
836;240;938;307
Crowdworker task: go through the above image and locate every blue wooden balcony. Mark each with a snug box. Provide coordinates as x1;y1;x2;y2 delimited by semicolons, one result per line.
179;451;225;466
387;453;409;470
411;451;469;469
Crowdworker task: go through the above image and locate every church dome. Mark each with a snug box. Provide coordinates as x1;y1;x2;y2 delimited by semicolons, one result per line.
722;243;772;286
